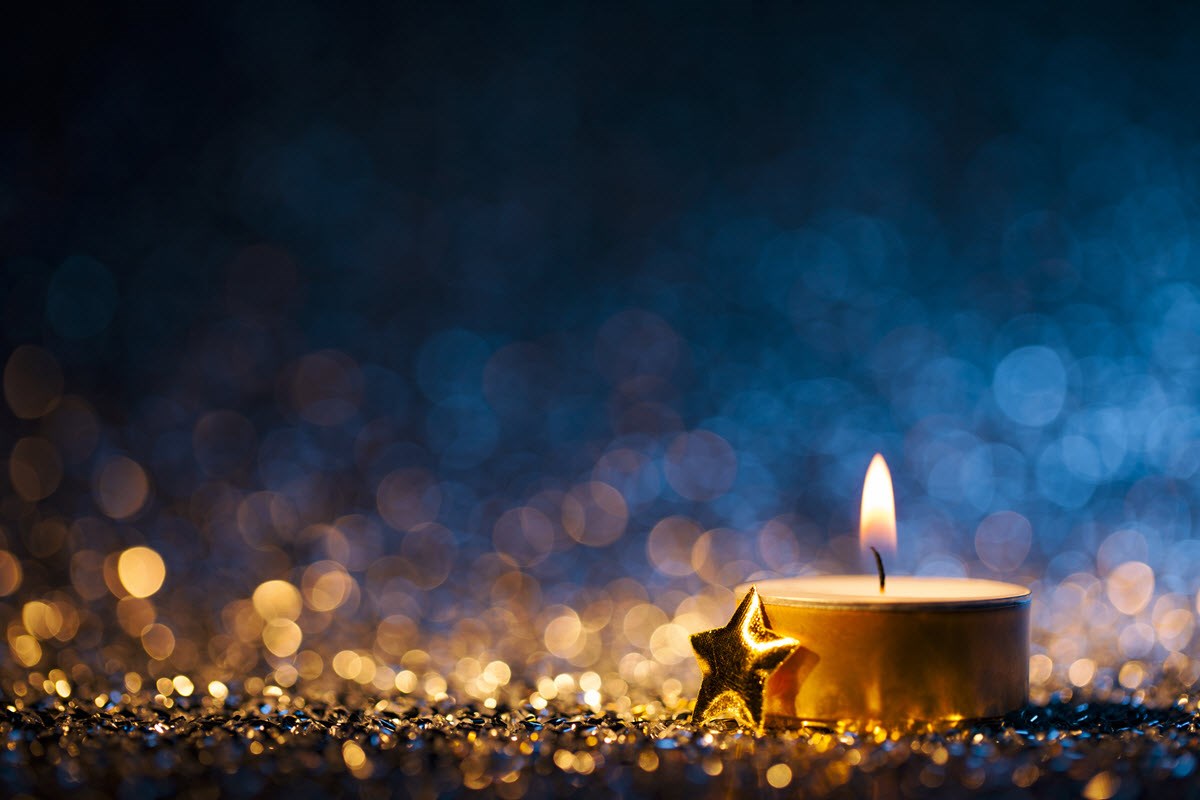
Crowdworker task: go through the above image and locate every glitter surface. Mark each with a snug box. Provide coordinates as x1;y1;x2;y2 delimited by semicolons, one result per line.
3;683;1199;798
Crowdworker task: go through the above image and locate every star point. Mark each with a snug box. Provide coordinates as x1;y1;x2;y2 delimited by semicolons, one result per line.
689;586;800;733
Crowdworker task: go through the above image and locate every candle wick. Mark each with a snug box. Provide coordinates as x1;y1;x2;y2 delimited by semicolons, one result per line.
870;546;886;593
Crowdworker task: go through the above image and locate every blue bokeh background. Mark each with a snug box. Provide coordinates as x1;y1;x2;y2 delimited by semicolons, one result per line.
5;2;1200;693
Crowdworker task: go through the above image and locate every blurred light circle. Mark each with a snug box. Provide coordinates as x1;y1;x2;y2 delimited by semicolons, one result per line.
252;580;302;621
331;513;384;572
544;609;584;659
290;350;363;426
613;399;684;437
262;619;303;657
1035;440;1095;509
236;491;293;549
1143;283;1200;371
974;511;1033;573
141;623;175;660
46;255;118;339
117;546;165;598
1156;606;1194;651
916;555;968;577
94;456;150;520
1059;434;1104;482
595;309;679;382
399;523;456;589
691;528;755;585
1145;406;1200;478
21;600;62;640
758;517;802;571
1097;529;1149;575
492;506;556;567
26;518;66;559
0;551;21;596
1106;561;1155;615
376;614;417;656
648;622;692;665
972;444;1028;513
116;596;155;636
622;603;668;648
1065;407;1127;480
1118;622;1156;658
592;448;662;509
959;445;996;512
376;469;441;531
193;410;257;477
663;431;738;501
69;550;106;601
647;516;701;577
44;396;100;465
923;432;982;503
9;437;63;501
561;482;628;547
4;345;63;419
993;345;1067;427
302;561;354;612
12;634;41;667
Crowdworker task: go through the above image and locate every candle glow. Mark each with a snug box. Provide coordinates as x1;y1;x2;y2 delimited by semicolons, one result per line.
859;453;897;562
743;453;1031;726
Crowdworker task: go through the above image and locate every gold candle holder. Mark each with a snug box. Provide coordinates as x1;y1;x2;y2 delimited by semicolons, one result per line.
743;576;1031;728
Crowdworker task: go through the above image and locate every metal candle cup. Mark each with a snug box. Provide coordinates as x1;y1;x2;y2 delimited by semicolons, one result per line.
741;576;1031;727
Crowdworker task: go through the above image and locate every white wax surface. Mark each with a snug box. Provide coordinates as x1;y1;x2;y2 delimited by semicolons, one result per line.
745;575;1030;608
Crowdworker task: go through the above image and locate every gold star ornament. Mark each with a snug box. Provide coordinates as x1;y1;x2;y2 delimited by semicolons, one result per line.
690;586;800;733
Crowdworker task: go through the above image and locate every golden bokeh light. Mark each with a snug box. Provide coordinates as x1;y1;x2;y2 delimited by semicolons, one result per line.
141;623;176;660
0;550;22;596
262;618;303;657
94;456;151;520
766;763;793;789
301;562;353;612
11;633;42;667
562;481;628;547
117;546;166;598
252;579;303;621
9;437;63;502
22;600;64;640
1106;561;1155;616
4;345;63;420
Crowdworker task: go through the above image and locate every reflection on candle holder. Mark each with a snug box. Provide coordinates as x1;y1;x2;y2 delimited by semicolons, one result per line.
754;579;1031;727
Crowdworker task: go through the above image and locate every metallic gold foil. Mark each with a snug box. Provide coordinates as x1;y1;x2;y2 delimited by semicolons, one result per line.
689;586;800;732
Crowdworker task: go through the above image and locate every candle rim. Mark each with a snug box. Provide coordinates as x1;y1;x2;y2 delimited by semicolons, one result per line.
742;575;1031;611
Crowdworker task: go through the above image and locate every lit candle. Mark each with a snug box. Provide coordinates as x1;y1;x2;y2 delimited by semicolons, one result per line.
740;454;1030;728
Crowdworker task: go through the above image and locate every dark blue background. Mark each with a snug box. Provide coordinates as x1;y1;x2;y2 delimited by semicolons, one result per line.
4;2;1200;688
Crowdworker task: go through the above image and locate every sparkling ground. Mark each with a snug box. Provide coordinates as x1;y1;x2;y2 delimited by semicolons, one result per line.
3;691;1199;799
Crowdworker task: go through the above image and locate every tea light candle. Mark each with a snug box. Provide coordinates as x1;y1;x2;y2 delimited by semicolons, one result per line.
742;455;1031;727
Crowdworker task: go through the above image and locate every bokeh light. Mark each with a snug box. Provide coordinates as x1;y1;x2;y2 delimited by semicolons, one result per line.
117;547;166;599
7;9;1200;798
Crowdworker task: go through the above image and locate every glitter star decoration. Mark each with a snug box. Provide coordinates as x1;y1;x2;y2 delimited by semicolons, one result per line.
690;586;801;733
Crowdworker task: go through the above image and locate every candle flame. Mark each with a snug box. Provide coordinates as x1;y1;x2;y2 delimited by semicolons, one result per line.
859;453;896;561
